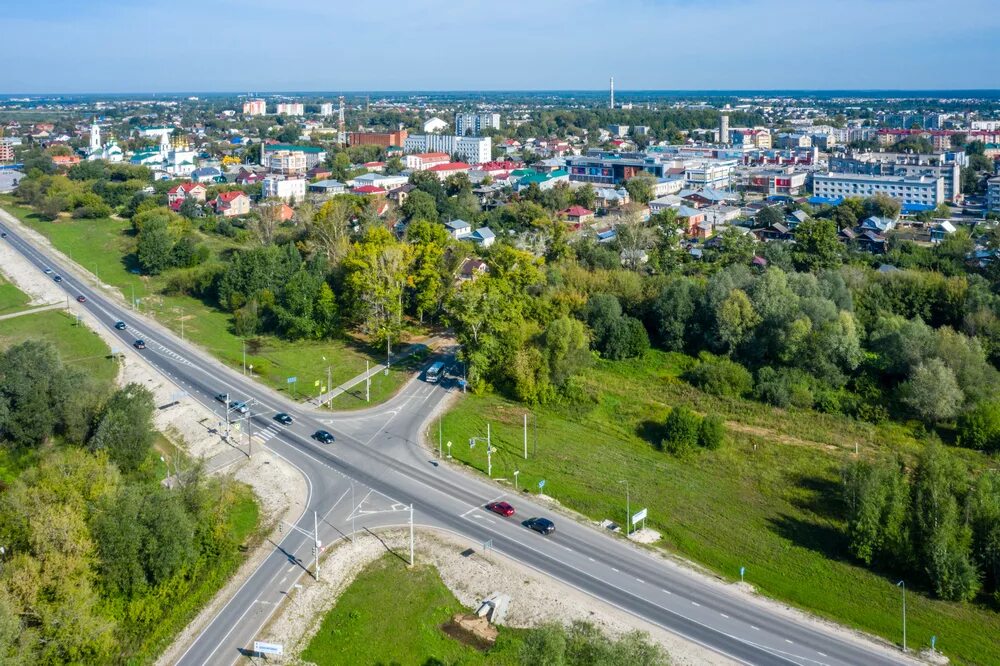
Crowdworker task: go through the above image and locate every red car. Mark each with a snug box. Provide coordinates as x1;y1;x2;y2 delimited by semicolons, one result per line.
486;501;515;517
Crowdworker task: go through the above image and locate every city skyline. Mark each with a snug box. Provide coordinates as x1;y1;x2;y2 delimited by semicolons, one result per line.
4;0;1000;94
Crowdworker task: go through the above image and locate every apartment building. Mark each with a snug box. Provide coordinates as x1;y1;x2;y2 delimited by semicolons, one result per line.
813;172;945;206
829;151;963;202
262;176;307;202
405;152;451;170
276;103;305;116
242;99;266;116
319;103;334;116
988;177;1000;212
403;134;492;164
262;144;327;172
455;112;501;136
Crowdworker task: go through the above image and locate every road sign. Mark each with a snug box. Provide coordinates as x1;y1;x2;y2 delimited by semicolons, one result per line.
631;508;647;525
253;641;283;656
538;479;546;489
287;376;297;384
314;379;320;387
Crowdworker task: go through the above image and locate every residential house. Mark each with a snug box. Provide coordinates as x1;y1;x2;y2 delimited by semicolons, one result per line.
930;220;957;243
405;152;450;171
388;183;416;206
258;200;295;222
211;190;250;217
426;162;471;180
559;205;595;228
457;257;489;281
190;166;223;183
352;185;387;197
235;168;264;185
262;176;306;202
445;219;472;239
167;182;207;209
308;179;347;196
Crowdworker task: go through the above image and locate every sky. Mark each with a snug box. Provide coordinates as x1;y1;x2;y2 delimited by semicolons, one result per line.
3;0;1000;94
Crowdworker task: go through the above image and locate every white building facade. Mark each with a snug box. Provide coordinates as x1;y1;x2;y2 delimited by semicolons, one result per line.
262;176;306;202
403;134;491;164
455;112;501;136
813;172;945;206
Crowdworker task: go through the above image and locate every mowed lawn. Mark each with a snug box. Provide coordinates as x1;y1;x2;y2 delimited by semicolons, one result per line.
1;198;415;404
0;275;31;316
439;349;1000;665
302;554;523;665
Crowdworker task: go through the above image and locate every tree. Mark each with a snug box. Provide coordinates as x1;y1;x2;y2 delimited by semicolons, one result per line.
307;197;358;266
248;199;284;245
863;193;901;220
957;400;1000;452
697;414;725;450
623;172;656;205
401;189;439;223
899;358;963;423
713;226;756;266
88;383;155;473
716;288;760;352
136;216;174;275
662;406;701;455
842;456;909;567
601;317;650;360
616;205;652;271
755;205;783;228
543;317;591;389
793;218;842;271
341;227;411;344
0;341;76;447
684;353;752;397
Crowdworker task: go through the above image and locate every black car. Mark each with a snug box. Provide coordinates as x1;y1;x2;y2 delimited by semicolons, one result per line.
214;393;228;403
114;321;127;330
133;339;146;349
53;275;63;282
525;517;556;535
274;412;293;425
1;232;7;238
313;430;335;444
76;295;86;303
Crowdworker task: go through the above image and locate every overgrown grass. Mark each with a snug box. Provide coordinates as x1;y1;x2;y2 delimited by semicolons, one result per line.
0;307;119;390
325;348;430;410
0;275;30;315
302;554;523;665
440;349;1000;665
0;197;415;404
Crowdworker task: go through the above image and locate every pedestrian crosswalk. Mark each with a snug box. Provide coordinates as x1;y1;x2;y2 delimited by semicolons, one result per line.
252;423;284;442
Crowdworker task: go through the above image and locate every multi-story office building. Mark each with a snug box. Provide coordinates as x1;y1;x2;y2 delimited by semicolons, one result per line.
403;134;492;164
455;112;501;136
276;103;304;116
262;176;306;202
829;151;963;202
745;167;809;196
348;130;408;147
813;172;945;206
243;99;266;116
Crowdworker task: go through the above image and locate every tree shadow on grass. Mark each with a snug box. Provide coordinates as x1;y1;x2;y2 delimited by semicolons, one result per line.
767;513;851;562
787;473;845;522
636;419;667;451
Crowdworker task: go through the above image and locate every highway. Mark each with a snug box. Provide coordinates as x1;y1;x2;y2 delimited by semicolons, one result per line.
0;213;916;666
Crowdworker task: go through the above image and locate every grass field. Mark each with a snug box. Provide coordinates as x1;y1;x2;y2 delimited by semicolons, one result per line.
439;349;1000;665
0;197;416;404
0;275;31;316
302;554;523;665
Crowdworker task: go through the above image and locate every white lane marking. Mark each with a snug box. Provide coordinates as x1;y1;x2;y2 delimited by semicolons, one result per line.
661;588;672;595
751;625;760;631
691;601;700;607
817;652;827;658
785;639;793;644
588;557;595;562
611;567;619;572
720;613;729;619
636;578;645;583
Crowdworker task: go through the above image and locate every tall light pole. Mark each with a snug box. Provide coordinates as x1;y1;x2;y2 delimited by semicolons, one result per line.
470;424;493;477
897;580;906;652
619;479;630;535
523;413;528;460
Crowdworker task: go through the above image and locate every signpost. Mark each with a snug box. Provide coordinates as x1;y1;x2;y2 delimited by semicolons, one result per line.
631;507;648;531
287;376;297;398
538;479;546;494
253;641;283;656
740;566;746;583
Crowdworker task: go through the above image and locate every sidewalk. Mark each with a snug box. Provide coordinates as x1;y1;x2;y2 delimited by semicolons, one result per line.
0;302;63;321
308;335;445;407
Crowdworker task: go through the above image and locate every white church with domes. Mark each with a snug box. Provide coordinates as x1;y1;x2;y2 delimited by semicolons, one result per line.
87;122;124;163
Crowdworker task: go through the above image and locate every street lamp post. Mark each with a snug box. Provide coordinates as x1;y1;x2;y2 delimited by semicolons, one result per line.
470;424;493;477
897;580;906;652
514;470;520;492
619;479;630;535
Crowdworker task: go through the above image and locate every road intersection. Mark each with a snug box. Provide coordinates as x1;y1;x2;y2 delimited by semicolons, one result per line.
0;212;917;666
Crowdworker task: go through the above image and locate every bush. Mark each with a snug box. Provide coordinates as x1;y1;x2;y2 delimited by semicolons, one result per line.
697;414;725;450
957;400;1000;452
684;352;752;397
602;317;650;360
662;406;701;455
754;367;815;408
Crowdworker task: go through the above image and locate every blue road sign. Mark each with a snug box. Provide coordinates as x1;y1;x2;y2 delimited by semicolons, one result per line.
287;376;297;384
538;479;546;489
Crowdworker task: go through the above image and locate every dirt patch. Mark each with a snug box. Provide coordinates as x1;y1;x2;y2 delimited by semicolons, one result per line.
442;614;497;650
725;420;839;452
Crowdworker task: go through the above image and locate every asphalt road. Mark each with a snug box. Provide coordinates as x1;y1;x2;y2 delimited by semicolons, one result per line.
0;215;917;666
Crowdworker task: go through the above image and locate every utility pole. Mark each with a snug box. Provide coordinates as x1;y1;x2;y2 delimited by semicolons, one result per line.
386;335;391;369
898;580;906;652
409;504;414;567
439;417;443;459
487;422;492;477
247;401;253;458
619;479;630;535
225;392;230;440
242;339;246;375
366;360;370;403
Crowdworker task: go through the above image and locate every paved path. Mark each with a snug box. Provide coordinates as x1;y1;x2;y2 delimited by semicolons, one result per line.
308;335;446;407
0;302;62;321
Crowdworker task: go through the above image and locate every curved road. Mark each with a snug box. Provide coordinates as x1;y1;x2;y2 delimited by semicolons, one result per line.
0;213;916;666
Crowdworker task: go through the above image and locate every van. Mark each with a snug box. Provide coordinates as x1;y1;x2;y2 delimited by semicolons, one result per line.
424;361;444;383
